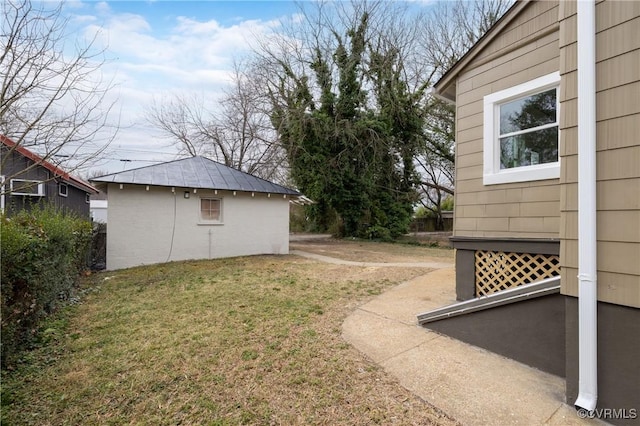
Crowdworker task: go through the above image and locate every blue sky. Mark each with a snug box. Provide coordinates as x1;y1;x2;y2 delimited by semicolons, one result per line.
104;1;300;27
57;1;303;173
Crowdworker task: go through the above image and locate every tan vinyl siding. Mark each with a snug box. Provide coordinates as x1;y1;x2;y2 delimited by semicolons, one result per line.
561;241;640;277
562;269;640;304
560;211;640;243
453;0;561;239
457;44;559;101
562;115;640;156
456;31;560;98
559;1;640;308
472;0;559;63
455;111;483;133
561;179;640;212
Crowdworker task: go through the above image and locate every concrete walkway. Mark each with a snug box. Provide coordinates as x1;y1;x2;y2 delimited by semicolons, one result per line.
292;250;605;425
290;250;453;269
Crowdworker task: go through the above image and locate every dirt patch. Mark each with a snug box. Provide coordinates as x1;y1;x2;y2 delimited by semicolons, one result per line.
290;237;454;264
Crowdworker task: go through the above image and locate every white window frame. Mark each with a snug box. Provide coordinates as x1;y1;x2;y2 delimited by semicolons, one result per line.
0;176;5;213
198;197;223;225
59;182;68;197
483;72;561;185
85;193;91;204
10;179;45;196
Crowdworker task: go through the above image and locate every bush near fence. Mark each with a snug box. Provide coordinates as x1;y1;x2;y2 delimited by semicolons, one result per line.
409;216;453;232
0;206;92;368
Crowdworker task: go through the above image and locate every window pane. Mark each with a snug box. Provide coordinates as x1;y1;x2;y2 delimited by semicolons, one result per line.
500;89;556;135
499;127;558;169
200;199;220;221
11;180;42;195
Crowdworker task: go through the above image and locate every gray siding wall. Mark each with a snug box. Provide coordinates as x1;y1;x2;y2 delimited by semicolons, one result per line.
1;147;91;218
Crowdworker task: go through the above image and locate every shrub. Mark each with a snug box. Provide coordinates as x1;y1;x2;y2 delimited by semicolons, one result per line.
413;206;434;219
363;225;393;242
441;196;454;211
0;206;92;368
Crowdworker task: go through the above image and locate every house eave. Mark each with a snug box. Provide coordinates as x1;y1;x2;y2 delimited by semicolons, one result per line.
92;181;301;197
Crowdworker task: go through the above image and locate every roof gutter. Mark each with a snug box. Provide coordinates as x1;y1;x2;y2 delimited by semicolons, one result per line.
574;0;598;413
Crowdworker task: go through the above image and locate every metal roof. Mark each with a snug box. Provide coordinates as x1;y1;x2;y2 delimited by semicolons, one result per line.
90;156;300;195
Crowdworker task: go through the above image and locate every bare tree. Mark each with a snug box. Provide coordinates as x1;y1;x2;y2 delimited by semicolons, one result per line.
147;61;287;182
416;148;454;229
418;0;513;74
146;94;204;158
1;0;117;187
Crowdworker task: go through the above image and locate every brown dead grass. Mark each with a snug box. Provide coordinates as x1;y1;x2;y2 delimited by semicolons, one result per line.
290;237;454;264
1;242;458;426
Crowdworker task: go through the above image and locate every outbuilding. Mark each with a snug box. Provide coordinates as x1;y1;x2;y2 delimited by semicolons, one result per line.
91;156;300;270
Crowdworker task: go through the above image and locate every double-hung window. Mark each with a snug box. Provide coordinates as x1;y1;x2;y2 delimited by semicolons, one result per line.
483;72;560;185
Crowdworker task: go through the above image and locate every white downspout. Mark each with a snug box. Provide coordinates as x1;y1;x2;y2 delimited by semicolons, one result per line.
574;0;598;412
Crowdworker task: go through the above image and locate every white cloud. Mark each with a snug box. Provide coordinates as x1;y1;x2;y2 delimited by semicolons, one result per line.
85;9;283;95
174;16;222;35
69;5;290;174
63;0;86;10
289;13;305;25
70;14;97;24
95;2;111;15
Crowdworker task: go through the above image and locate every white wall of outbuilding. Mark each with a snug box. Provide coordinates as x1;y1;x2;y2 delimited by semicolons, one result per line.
105;183;290;270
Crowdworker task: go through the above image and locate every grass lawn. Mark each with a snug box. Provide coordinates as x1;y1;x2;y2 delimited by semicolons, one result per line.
1;247;456;425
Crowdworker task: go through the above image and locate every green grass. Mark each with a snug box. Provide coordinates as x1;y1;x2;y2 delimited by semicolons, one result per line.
1;253;456;425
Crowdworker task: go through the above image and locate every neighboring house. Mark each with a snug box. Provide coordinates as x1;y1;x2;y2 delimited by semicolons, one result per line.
420;0;638;422
89;190;108;224
0;135;97;218
90;156;300;270
89;199;108;224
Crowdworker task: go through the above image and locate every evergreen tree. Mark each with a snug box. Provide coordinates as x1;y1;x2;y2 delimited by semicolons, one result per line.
268;12;421;238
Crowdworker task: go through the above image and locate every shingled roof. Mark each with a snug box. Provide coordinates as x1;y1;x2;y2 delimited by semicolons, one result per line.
90;156;300;196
